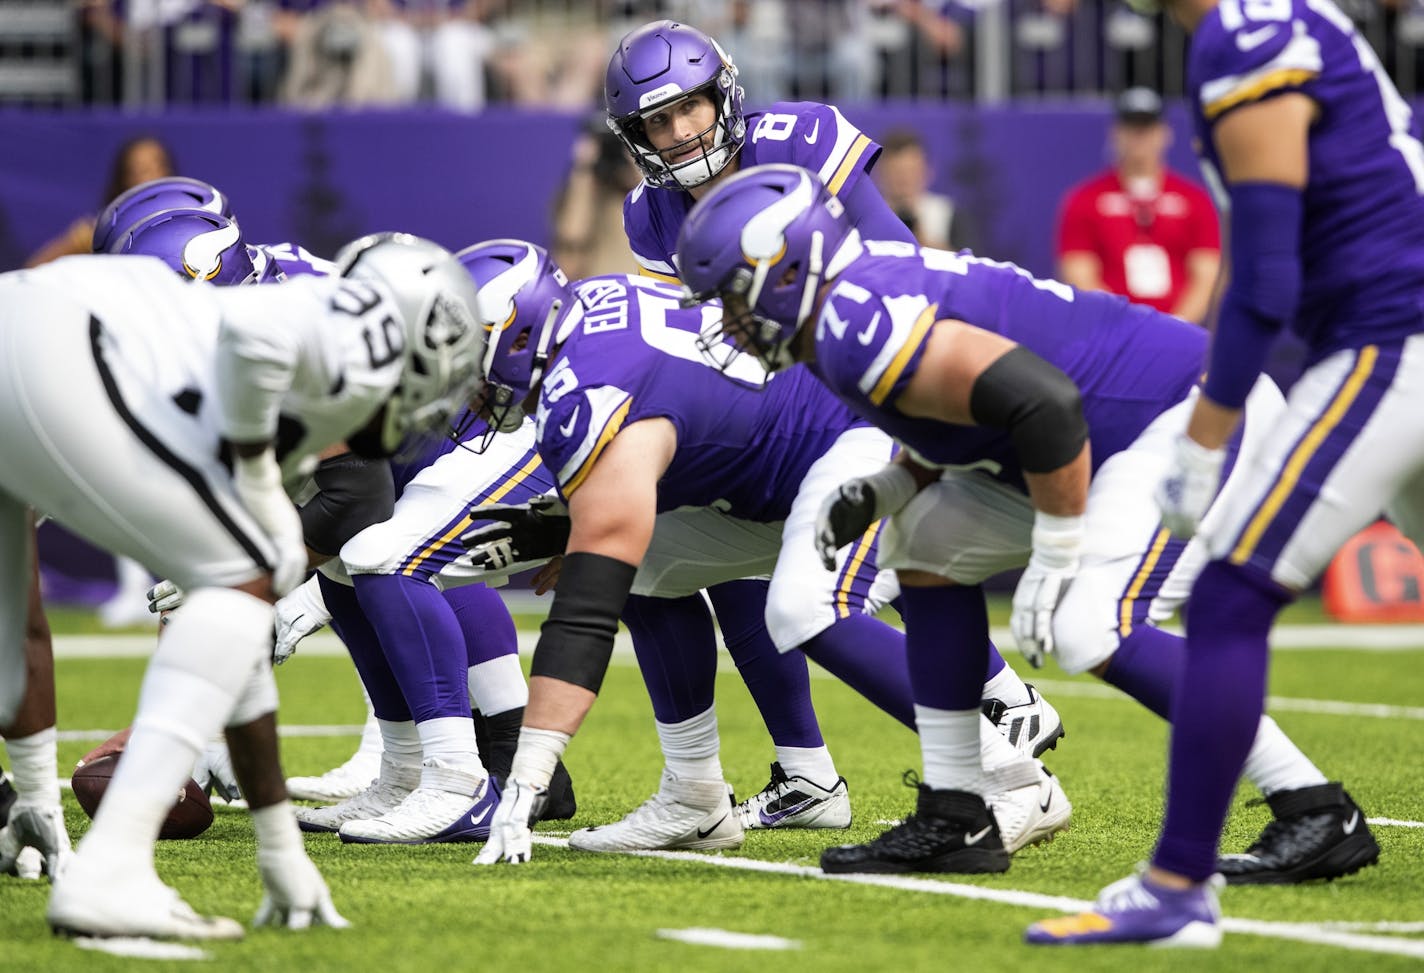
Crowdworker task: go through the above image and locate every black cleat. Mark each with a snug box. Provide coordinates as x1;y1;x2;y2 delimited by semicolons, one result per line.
478;707;577;822
0;774;15;829
821;785;1010;875
1219;782;1380;885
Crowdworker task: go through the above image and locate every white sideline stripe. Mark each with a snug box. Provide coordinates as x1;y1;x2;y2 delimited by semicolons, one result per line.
1368;818;1424;829
46;620;1424;660
54;724;365;743
527;836;1424;958
1025;679;1424;723
1322;922;1424;933
655;928;800;951
74;937;211;961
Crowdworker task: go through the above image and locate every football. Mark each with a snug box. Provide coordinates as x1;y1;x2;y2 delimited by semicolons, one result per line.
71;754;214;840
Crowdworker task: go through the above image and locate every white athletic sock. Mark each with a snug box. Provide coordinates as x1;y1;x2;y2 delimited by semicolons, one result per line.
378;718;422;776
914;704;984;793
416;716;484;791
78;588;270;871
5;726;60;806
656;706;723;782
1242;714;1328;796
983;664;1032;709
773;746;838;787
468;656;529;717
354;685;383;757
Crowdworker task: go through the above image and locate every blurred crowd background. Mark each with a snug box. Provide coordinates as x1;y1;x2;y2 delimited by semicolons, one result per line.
5;0;1424;111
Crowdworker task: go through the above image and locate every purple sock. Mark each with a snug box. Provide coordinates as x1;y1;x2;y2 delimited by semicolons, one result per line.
351;573;471;722
319;574;410;721
706;580;824;749
1102;625;1185;719
622;593;718;724
898;584;990;712
1153;561;1288;881
800;614;915;728
444;583;518;666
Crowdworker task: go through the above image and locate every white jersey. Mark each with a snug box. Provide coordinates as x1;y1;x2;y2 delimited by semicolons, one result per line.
34;254;404;487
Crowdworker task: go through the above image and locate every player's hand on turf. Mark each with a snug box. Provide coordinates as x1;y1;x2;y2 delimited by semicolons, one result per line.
474;778;547;866
1010;514;1084;668
193;740;242;803
1156;433;1226;539
147;579;186;615
0;806;72;881
255;847;350;930
273;574;331;665
233;449;307;597
460;495;571;572
815;480;879;570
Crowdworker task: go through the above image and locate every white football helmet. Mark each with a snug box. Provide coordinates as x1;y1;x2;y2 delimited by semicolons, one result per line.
334;232;487;454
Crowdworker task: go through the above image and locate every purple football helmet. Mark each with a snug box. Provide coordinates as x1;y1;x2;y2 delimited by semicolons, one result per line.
454;239;579;435
604;20;745;190
93;176;233;254
112;207;271;285
678;164;859;373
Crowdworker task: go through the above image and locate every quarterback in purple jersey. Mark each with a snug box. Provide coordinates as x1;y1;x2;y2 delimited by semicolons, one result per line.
676;163;1368;880
458;241;1065;866
1028;0;1424;947
606;19;914;283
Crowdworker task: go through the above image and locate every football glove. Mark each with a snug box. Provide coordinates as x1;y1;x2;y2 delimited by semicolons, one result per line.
0;804;71;881
473;778;547;866
193;739;242;803
147;579;185;616
273;574;330;665
255;844;349;930
460;495;571;573
814;465;920;571
1009;512;1083;669
1156;433;1226;540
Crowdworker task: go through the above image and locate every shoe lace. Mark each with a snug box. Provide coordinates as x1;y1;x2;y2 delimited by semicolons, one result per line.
900;769;921;790
1096;875;1159;912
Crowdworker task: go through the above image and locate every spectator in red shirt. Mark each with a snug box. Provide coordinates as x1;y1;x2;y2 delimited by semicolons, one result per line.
1056;87;1221;324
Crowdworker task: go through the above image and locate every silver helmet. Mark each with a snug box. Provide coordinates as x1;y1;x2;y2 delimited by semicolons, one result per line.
334;232;487;453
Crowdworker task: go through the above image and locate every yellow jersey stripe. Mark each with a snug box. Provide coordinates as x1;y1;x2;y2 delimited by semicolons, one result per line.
1204;68;1318;120
835;521;882;618
638;267;681;285
564;398;634;496
402;453;546;576
1230;345;1379;565
1118;527;1172;637
826;133;873;196
869;304;938;406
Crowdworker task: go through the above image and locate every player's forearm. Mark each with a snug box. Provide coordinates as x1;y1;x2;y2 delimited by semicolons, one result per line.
1023;443;1090;518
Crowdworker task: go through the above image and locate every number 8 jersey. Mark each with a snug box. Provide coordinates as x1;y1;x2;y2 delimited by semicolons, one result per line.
623;102;881;282
1189;0;1424;361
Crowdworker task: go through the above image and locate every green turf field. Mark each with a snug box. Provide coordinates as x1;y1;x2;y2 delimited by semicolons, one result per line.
4;602;1423;970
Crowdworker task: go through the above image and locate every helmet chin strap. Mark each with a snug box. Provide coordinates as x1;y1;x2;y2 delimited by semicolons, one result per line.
795;229;825;330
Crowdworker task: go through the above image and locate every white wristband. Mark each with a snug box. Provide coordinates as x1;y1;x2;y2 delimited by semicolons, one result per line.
868;464;919;520
252;800;302;854
1030;511;1084;571
508;727;571;790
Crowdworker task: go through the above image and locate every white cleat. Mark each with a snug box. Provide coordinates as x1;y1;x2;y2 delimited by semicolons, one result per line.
287;749;382;803
295;774;414;834
48;858;244;941
570;770;743;853
736;762;851;830
986;759;1072;853
984;684;1065;758
0;803;73;880
338;779;498;845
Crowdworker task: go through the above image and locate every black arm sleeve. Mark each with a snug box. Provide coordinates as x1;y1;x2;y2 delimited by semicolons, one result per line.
529;551;638;694
298;453;396;556
968;345;1088;474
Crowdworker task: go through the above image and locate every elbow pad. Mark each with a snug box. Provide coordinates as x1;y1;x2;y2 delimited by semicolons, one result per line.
969;346;1088;474
299;454;395;556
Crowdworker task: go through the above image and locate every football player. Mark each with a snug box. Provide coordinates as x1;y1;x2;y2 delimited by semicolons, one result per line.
1024;0;1424;946
460;240;1067;866
0;233;483;939
675;163;1371;882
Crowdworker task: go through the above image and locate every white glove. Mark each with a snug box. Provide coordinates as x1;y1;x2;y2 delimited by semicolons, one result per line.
234;449;307;597
255;845;349;930
273;574;331;665
1010;512;1084;669
0;804;72;881
473;778;547;866
814;464;920;571
1156;433;1227;540
193;739;242;802
146;579;186;615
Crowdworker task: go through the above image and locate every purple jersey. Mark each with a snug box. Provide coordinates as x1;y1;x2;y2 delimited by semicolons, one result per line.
534;274;863;520
623;102;880;280
811;242;1205;488
1190;0;1424;360
256;241;336;279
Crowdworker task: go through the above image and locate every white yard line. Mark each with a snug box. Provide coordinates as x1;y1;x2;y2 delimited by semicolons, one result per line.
528;836;1424;958
655;928;801;951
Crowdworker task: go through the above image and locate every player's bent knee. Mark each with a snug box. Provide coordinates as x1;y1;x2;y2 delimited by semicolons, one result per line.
765;579;833;652
227;662;278;727
338;522;401;576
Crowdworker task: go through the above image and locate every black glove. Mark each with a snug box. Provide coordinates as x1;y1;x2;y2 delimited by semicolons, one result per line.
815;480;879;571
460;495;572;572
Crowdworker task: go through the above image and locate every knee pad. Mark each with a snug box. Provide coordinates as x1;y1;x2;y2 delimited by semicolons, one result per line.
765;573;833;652
228;661;279;727
338;522;398;576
